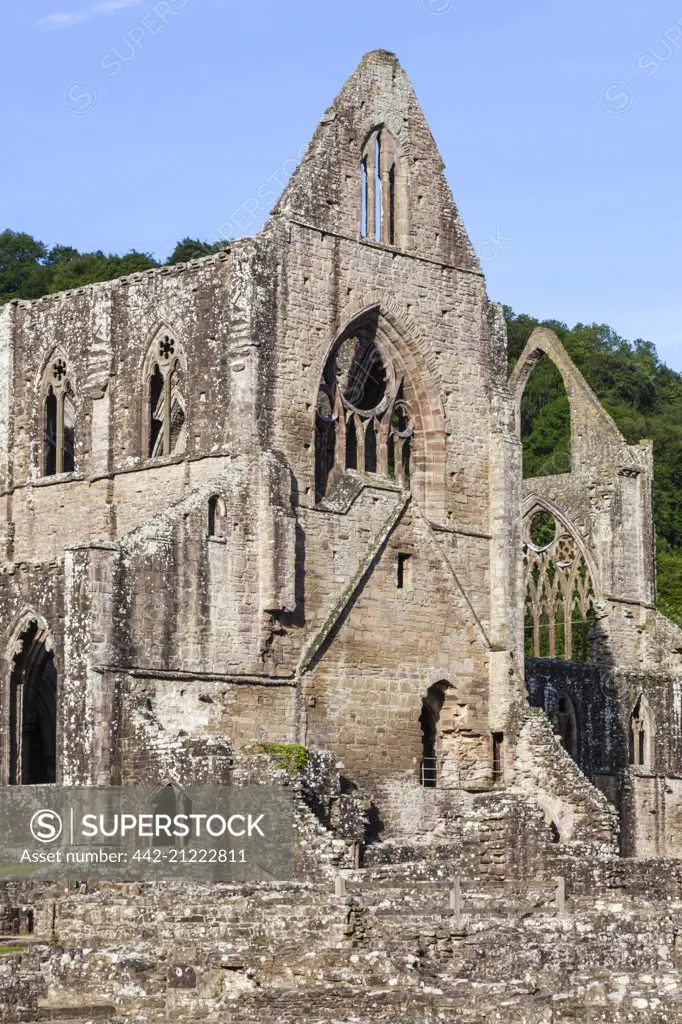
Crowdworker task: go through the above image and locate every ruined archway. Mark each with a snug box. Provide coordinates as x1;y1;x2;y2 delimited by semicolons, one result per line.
519;352;571;479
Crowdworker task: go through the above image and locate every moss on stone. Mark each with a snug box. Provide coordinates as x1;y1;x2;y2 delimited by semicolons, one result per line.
261;743;309;775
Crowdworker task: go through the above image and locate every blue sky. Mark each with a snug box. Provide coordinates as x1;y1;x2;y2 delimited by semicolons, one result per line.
3;1;682;369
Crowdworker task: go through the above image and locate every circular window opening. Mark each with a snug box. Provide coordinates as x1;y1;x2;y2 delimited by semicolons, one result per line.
335;335;386;412
529;512;556;549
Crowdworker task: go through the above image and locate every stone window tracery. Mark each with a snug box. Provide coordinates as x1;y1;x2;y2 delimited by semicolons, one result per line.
42;355;75;477
524;511;596;661
361;127;403;246
315;321;413;500
145;330;187;459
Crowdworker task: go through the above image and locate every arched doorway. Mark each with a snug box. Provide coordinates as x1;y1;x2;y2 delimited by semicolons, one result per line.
419;681;449;788
8;621;57;785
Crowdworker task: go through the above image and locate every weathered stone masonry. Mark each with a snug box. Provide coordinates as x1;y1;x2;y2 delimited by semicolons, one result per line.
3;49;682;1022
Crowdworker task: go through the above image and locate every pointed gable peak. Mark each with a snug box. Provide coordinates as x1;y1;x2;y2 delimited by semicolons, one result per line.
271;51;480;272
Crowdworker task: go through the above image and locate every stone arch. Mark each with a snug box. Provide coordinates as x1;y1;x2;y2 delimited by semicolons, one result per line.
141;322;188;459
38;346;77;477
522;499;599;662
3;610;57;786
514;347;571;479
630;693;655;768
208;494;227;538
509;326;631;474
312;298;447;519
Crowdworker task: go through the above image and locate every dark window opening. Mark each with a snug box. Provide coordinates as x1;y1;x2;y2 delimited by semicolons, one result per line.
397;552;411;590
9;623;57;785
148;364;164;457
44;390;57;477
208;496;218;537
419;682;448;788
492;732;504;784
361;158;368;238
388;163;396;245
365;421;377;473
345;417;357;470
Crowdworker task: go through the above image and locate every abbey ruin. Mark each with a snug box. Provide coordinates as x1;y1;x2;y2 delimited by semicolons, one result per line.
2;50;682;1023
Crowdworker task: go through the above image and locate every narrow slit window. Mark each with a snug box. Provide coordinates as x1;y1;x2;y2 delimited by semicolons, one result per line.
492;732;504;783
44;389;57;477
361;158;368;238
397;552;411;590
388;163;396;245
375;135;382;242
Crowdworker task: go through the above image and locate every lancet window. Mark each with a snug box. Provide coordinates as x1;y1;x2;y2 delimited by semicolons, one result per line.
43;355;75;476
145;329;187;459
361;127;404;246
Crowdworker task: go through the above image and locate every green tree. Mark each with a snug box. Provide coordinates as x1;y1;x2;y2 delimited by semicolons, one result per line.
166;237;228;265
0;230;49;302
505;306;682;623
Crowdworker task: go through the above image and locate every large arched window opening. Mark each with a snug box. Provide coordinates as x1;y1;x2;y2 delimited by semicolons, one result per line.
524;510;596;662
8;621;57;785
315;313;414;501
144;328;187;459
42;355;76;477
360;127;405;247
520;354;571;479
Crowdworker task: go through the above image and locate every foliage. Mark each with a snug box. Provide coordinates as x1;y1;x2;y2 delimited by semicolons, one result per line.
0;229;231;305
166;237;228;265
261;743;309;775
520;355;571;478
506;306;682;622
529;512;556;549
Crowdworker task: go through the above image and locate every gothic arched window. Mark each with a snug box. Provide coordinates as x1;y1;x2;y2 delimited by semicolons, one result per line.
315;317;413;500
42;355;75;477
361;127;404;246
144;329;187;459
523;510;596;662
